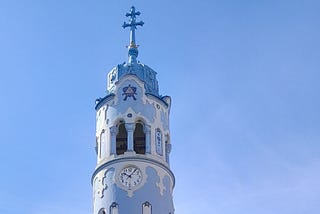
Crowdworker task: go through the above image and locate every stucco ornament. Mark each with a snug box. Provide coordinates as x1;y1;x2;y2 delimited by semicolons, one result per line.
156;170;166;196
94;174;108;199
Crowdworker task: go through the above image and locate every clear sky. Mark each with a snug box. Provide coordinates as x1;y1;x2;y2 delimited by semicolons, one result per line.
0;0;319;213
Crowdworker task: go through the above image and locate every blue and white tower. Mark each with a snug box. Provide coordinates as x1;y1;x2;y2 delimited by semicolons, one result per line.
92;7;174;214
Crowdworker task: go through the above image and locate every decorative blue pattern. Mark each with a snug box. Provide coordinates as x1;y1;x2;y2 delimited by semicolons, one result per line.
122;84;137;101
107;63;159;96
94;165;174;214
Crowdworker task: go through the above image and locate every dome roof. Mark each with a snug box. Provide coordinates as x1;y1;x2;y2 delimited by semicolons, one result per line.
107;61;159;96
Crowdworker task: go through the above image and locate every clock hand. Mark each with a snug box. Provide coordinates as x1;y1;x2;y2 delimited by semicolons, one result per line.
121;172;129;178
128;168;137;177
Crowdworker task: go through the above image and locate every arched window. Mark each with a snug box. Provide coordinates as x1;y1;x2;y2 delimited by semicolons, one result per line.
142;201;152;214
116;123;127;155
110;202;119;214
134;122;146;154
99;129;106;158
98;208;106;214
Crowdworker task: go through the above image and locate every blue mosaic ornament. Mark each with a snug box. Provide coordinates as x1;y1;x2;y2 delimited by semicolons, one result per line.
122;84;137;101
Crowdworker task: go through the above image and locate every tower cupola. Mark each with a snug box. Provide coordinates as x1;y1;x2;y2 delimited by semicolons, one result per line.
105;6;159;97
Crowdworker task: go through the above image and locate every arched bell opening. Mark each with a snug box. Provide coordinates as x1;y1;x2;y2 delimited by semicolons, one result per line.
116;122;127;155
134;122;146;154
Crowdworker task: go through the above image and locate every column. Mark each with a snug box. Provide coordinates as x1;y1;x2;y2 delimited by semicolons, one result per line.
125;123;135;152
144;125;151;154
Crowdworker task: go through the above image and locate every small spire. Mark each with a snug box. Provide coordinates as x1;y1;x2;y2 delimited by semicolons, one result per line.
122;6;144;64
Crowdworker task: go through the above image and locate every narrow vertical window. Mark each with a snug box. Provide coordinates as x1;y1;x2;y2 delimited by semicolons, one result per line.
95;136;99;155
165;134;171;164
98;208;106;214
110;202;119;214
134;122;146;154
99;129;106;158
104;105;108;124
155;128;163;155
116;123;127;155
142;201;152;214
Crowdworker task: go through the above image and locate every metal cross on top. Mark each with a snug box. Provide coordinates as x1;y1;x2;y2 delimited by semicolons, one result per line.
122;6;144;47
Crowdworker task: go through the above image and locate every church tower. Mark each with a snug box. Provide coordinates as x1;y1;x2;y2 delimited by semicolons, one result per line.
92;7;175;214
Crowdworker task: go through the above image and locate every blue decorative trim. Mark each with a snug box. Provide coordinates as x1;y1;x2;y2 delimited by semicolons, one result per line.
91;156;175;188
108;63;159;96
95;87;170;111
145;93;170;107
95;93;115;110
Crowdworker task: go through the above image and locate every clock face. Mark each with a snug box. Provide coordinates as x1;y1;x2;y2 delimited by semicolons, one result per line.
119;166;142;189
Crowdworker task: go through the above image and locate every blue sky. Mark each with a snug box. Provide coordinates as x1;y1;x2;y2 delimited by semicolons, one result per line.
0;0;320;213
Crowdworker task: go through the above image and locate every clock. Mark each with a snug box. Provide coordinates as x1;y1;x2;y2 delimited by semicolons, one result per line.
119;166;142;189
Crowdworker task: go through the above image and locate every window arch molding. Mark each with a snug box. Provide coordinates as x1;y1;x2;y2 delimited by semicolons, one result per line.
134;116;147;124
112;117;127;127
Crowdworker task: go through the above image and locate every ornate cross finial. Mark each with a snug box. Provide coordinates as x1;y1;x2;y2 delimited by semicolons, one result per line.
122;6;144;45
122;6;144;64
